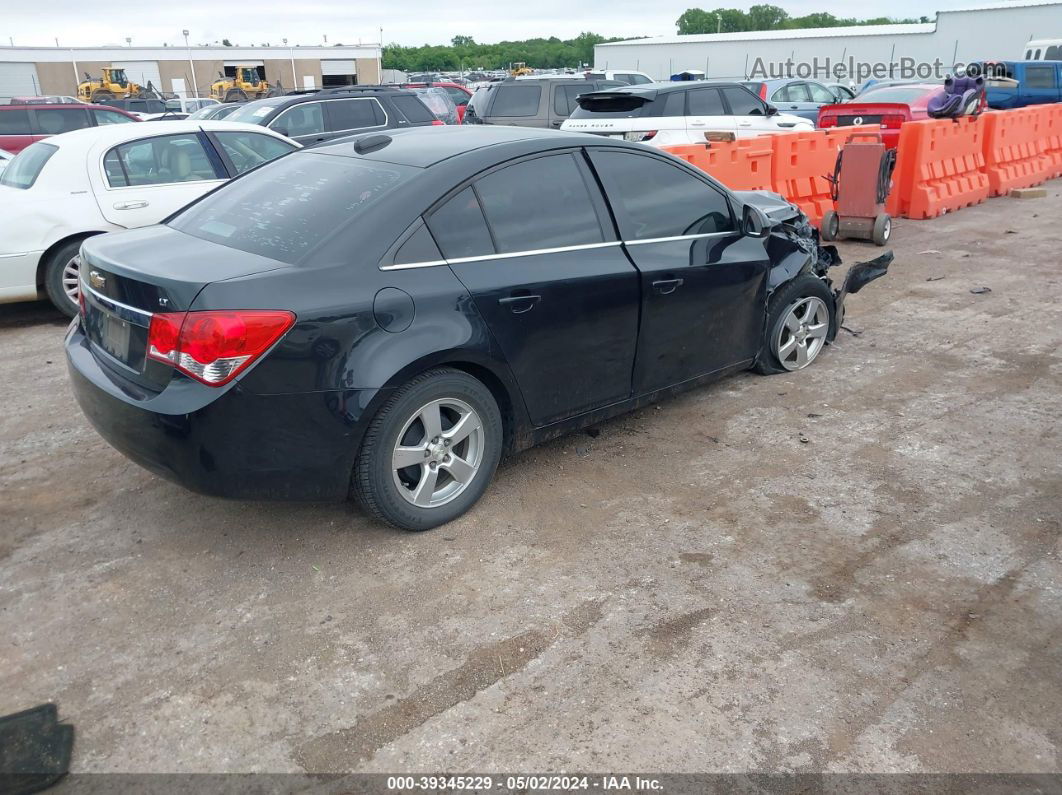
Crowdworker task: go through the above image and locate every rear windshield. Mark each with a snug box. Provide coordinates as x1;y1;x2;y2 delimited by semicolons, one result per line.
168;152;415;264
0;142;57;189
857;86;934;103
569;93;652;118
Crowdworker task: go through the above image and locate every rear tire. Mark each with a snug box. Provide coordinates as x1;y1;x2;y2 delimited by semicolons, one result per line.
872;213;891;246
352;368;503;531
821;210;839;241
43;239;83;318
754;275;835;375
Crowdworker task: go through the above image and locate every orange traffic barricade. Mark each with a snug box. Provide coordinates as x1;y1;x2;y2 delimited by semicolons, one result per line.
886;116;991;219
662;137;773;192
981;107;1055;196
769;131;844;228
1042;103;1062;179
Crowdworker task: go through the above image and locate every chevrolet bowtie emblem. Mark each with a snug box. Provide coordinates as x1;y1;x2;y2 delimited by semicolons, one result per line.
88;270;106;290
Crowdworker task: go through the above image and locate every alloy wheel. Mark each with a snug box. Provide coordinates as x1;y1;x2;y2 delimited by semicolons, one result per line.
775;296;829;371
391;398;485;508
63;255;81;304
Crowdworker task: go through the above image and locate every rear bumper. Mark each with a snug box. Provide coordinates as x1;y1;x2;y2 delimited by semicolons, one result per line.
0;250;43;304
66;322;380;501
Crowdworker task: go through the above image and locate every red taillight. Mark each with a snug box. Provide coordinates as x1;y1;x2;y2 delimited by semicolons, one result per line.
758;83;768;100
819;116;837;128
77;285;86;317
431;119;445;126
880;114;905;129
147;310;295;386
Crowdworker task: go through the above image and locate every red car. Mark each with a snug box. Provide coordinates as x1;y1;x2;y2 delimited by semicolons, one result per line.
0;102;140;154
401;81;473;122
818;83;946;148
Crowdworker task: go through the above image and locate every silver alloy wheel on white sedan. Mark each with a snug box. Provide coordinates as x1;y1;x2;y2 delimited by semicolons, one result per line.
63;255;80;304
391;397;485;508
775;296;829;371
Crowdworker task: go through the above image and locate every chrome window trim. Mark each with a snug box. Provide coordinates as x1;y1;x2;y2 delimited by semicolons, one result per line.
624;231;734;246
82;281;154;326
380;232;735;271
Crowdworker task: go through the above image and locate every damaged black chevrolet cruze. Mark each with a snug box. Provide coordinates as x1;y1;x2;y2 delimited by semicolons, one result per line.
66;125;890;531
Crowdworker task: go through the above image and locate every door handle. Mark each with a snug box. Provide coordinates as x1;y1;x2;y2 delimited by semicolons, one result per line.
652;278;683;295
113;200;149;210
498;294;541;314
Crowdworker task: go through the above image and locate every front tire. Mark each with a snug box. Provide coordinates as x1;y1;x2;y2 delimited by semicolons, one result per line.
43;239;83;318
352;368;503;531
754;275;835;375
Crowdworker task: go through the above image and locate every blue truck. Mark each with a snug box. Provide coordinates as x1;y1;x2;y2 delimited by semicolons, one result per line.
975;60;1062;109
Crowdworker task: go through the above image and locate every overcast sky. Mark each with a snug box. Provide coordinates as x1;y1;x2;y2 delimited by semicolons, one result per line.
6;1;1002;48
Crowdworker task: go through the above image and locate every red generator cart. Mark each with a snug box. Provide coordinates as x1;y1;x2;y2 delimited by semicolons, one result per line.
821;132;897;246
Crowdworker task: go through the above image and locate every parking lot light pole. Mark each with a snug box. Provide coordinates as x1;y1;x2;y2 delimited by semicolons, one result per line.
183;29;199;98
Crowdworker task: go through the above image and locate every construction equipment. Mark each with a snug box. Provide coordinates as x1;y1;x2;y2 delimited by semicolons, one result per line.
510;62;533;77
210;67;282;102
77;68;161;103
821;132;897;246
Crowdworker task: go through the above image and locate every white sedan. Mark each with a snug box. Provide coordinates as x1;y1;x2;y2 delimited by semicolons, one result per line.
0;120;298;316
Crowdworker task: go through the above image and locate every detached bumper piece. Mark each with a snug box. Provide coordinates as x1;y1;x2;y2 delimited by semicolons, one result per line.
0;703;74;795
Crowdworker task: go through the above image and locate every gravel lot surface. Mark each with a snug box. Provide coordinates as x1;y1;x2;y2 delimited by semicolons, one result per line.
1;183;1060;774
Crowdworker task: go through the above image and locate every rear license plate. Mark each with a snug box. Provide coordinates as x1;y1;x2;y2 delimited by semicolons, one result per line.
99;314;131;361
837;115;882;126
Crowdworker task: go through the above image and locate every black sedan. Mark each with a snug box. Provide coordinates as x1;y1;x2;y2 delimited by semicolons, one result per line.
66;126;890;531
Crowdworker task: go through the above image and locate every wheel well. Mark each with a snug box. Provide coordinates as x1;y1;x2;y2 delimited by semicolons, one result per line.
36;232;104;290
445;361;517;454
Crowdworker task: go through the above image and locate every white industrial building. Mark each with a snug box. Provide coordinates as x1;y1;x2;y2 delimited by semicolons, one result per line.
594;1;1062;83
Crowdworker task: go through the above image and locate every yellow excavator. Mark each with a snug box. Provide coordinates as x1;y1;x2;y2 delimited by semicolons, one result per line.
78;67;161;103
210;66;283;102
510;62;534;77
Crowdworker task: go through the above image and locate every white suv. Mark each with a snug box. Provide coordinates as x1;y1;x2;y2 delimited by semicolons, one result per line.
585;69;654;85
561;81;812;147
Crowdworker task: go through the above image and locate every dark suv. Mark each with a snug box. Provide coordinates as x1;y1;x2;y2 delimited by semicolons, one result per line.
464;76;624;129
222;86;440;146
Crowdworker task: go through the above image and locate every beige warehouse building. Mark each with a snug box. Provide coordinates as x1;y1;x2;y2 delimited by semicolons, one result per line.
0;43;382;100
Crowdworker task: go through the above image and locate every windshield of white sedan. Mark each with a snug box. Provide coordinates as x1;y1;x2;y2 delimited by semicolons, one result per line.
0;142;57;189
169;153;414;264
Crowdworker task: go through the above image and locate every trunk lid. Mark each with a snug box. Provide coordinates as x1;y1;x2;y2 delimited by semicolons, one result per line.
79;225;288;390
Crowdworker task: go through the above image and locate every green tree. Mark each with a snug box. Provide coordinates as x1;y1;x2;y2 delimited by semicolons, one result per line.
747;4;788;29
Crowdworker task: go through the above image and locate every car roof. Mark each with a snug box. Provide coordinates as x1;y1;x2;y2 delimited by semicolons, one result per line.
312;124;631;168
27;120;290;150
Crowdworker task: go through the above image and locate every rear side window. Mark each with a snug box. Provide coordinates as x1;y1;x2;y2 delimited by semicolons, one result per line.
475;154;603;253
490;85;541;117
687;88;726;116
390;94;436;123
0;109;32;135
427;187;494;259
1025;66;1057;88
213;131;295;175
35;108;91;134
554;85;586;116
104;133;220;187
170;153;415;264
327;98;385;131
807;82;836;103
442;86;470;106
721;86;765;115
0;142;57;189
628;74;653;85
589;150;734;240
662;91;685;117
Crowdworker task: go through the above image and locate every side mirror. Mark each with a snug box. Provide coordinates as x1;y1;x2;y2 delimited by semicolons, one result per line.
743;204;772;238
764;104;778;116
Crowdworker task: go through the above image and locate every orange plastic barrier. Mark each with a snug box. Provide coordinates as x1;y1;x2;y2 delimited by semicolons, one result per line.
1042;103;1062;179
769;130;844;228
662;138;773;191
981;107;1055;196
886;116;991;219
